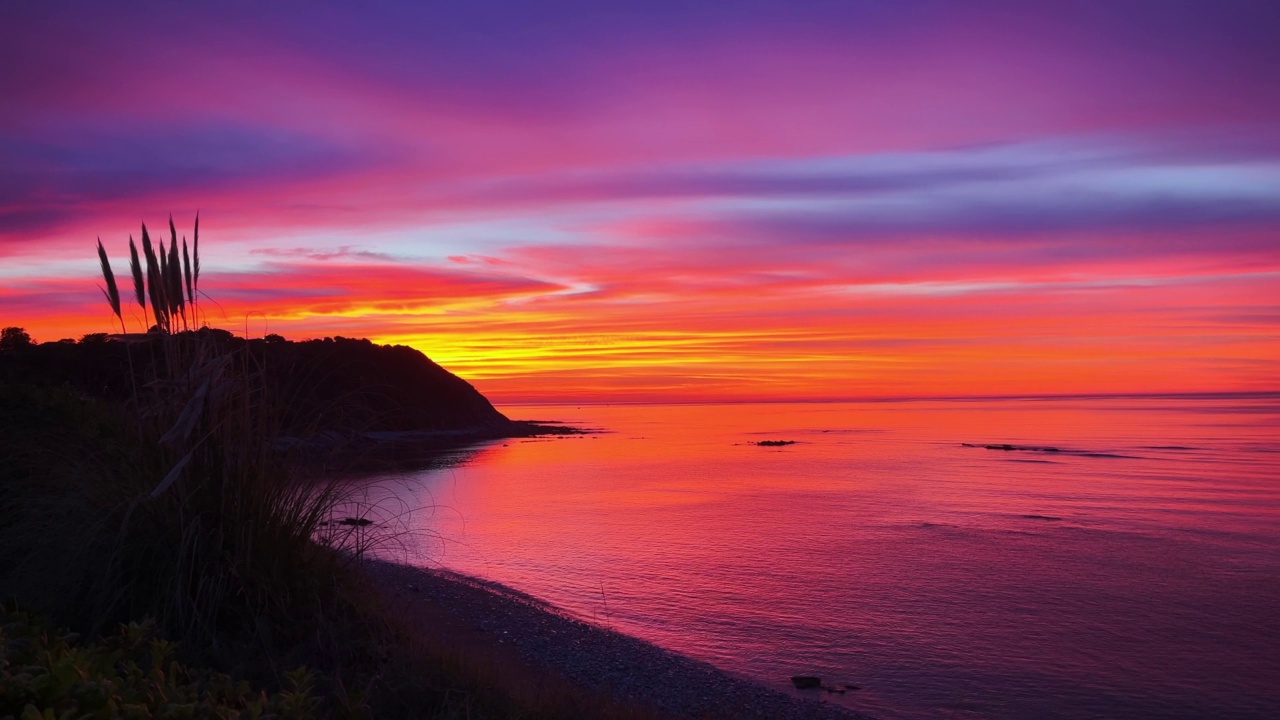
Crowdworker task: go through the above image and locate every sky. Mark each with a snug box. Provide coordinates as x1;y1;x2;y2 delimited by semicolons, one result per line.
2;0;1278;403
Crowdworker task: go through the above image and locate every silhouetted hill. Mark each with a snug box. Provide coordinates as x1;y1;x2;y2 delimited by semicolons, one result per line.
257;333;511;433
1;329;568;468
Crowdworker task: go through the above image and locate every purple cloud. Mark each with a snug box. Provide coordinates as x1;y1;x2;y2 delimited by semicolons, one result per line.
0;122;377;231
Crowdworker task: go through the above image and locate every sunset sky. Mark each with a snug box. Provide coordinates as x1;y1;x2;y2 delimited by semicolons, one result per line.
2;1;1277;402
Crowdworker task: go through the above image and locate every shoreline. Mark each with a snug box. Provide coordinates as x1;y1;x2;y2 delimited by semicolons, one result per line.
289;420;589;474
363;558;867;720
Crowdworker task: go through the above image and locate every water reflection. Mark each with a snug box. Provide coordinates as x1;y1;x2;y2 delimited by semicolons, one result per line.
355;398;1280;720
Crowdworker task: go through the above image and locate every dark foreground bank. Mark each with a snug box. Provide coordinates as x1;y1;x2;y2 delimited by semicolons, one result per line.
3;328;853;718
365;560;867;720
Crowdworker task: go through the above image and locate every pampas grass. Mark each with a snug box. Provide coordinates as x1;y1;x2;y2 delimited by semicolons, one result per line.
87;217;363;665
101;216;200;333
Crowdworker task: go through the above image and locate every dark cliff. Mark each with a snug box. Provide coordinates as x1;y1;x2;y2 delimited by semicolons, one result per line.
0;329;533;449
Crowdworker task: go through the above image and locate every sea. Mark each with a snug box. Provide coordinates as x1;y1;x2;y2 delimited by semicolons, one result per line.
350;396;1280;720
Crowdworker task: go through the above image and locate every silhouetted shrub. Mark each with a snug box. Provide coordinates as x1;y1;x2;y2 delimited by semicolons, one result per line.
0;327;31;352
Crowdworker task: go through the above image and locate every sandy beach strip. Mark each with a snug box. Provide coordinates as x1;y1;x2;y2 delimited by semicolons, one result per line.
364;559;868;720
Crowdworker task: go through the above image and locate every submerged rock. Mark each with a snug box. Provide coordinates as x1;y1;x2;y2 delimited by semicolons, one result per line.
791;675;822;689
962;442;1060;452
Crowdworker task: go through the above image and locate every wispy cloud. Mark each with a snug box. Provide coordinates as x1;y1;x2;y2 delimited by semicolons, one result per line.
249;246;397;262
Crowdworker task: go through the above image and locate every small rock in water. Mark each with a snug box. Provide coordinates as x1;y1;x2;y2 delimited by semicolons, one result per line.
756;440;797;447
338;517;373;526
791;675;822;690
964;442;1061;453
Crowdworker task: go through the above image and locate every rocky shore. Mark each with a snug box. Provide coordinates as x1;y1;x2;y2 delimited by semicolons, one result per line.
364;559;867;720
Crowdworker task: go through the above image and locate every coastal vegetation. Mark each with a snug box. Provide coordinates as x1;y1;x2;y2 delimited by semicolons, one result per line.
0;221;648;719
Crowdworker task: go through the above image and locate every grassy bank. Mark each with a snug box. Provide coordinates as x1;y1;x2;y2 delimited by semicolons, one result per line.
0;328;660;719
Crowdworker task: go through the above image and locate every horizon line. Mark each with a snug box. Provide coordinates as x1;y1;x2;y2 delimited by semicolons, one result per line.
493;390;1280;407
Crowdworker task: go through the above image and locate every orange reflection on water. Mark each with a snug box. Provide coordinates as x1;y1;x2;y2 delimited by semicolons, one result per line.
356;398;1280;720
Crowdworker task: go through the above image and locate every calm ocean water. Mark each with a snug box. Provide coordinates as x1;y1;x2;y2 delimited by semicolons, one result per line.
354;397;1280;719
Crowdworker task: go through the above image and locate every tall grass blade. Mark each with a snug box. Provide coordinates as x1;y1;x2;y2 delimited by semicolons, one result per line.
128;235;147;330
158;236;170;322
193;212;200;299
159;356;228;444
159;378;211;444
142;224;165;332
183;238;194;306
168;235;184;326
149;446;194;499
168;214;180;330
97;238;123;333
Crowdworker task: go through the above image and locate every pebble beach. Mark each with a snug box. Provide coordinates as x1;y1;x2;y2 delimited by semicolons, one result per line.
365;560;866;720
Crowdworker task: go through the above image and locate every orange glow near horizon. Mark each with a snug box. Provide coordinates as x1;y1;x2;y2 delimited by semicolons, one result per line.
12;248;1273;404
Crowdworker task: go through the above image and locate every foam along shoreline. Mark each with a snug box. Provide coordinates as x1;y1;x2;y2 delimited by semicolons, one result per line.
363;559;868;720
